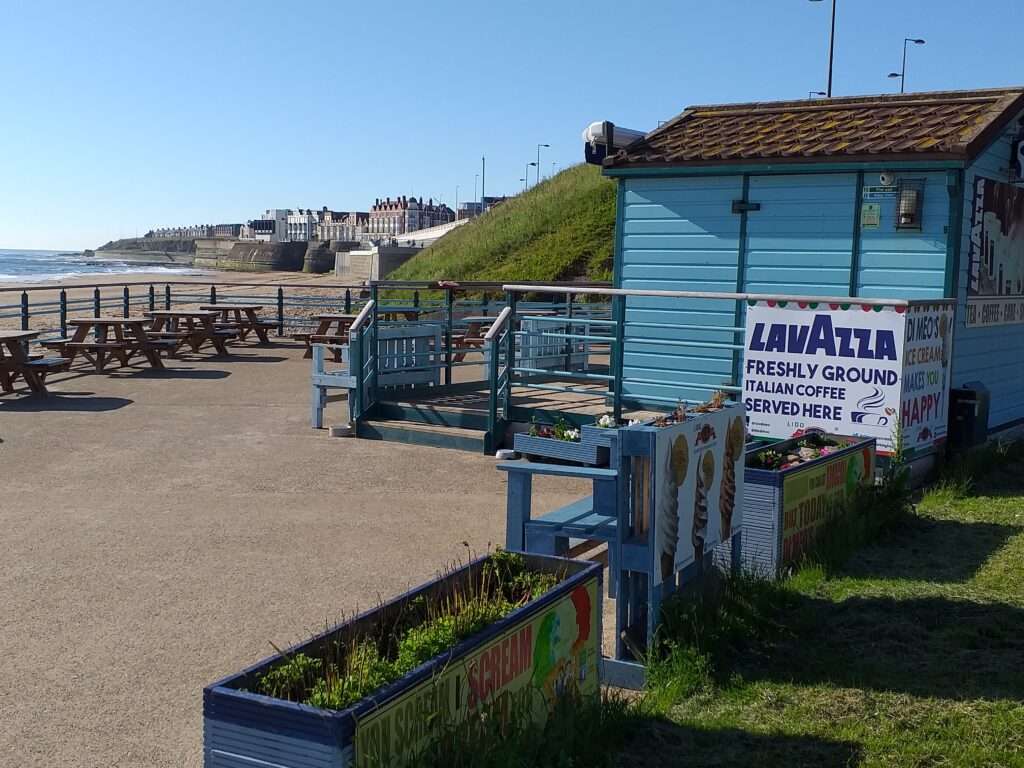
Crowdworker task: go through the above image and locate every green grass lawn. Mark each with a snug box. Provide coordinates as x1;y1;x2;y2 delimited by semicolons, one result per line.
617;453;1024;767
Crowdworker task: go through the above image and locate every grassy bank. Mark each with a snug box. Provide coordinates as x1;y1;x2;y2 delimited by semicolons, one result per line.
96;237;195;252
439;443;1024;766
388;164;616;284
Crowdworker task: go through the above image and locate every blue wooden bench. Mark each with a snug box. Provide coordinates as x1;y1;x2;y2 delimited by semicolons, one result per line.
497;455;623;597
496;461;619;549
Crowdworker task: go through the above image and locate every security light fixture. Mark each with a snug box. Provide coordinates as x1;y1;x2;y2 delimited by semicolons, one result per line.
895;179;925;230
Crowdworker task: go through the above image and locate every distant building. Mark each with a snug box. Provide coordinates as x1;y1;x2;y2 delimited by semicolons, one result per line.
368;196;455;239
248;209;290;243
457;196;509;220
317;208;369;242
286;209;319;242
146;224;215;238
213;223;243;238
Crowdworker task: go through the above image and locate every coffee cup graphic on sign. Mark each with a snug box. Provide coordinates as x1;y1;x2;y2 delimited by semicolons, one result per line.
850;386;888;426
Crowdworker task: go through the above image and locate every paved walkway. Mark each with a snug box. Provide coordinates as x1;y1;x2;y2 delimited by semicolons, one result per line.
0;341;587;767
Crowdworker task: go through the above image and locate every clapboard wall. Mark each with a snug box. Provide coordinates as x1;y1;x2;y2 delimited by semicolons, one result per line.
952;105;1024;431
615;169;951;408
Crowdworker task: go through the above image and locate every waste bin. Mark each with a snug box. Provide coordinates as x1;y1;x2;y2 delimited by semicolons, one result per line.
948;381;990;451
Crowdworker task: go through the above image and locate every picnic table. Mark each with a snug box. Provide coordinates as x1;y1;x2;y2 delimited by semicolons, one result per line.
447;312;556;362
199;304;278;344
57;317;172;372
0;330;70;397
451;315;495;362
146;309;236;356
294;313;359;360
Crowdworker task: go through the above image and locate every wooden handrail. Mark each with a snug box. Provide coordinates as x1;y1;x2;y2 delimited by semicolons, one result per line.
349;299;376;334
483;306;512;341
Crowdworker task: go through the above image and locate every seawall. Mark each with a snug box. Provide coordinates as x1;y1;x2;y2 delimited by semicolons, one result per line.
193;240;307;272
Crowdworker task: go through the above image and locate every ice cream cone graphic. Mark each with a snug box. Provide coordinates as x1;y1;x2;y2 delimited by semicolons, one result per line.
658;435;689;581
692;451;715;558
719;416;743;539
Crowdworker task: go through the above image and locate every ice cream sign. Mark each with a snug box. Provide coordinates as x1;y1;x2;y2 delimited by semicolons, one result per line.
742;300;954;455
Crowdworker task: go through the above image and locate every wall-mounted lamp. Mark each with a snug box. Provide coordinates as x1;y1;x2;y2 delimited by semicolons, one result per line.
895;179;925;230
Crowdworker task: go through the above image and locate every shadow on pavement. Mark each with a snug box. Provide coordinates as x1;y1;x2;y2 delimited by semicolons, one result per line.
0;393;132;412
133;367;231;380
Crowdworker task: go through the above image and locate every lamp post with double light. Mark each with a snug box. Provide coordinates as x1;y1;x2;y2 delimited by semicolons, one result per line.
887;38;925;93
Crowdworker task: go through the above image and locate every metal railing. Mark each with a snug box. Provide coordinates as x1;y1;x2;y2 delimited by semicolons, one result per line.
348;300;376;422
0;280;373;343
485;307;513;445
500;284;957;421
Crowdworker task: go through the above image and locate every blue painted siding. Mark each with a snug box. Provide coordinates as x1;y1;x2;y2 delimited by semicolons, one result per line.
619;176;743;404
618;169;959;408
953;107;1024;431
744;173;856;295
857;172;949;299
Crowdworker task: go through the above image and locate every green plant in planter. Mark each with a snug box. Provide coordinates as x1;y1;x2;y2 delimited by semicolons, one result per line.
255;551;561;712
529;416;581;442
755;450;783;470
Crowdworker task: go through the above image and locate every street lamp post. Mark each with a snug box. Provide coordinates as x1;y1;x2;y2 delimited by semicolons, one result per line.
808;0;837;98
536;143;550;186
455;186;460;220
525;162;537;192
551;162;556;176
809;90;826;99
474;174;479;217
519;178;528;192
887;38;925;93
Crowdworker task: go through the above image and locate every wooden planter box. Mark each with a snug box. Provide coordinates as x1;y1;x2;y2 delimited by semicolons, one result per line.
579;424;617;448
513;432;609;466
203;553;602;768
726;434;876;575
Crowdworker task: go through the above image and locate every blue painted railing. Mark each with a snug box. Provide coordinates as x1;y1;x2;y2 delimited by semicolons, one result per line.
0;280;377;344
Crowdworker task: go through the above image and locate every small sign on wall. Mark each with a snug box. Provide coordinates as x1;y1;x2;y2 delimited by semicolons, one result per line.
862;185;898;200
860;202;881;229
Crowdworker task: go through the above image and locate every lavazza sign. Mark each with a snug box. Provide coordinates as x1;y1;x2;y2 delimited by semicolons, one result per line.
742;300;954;455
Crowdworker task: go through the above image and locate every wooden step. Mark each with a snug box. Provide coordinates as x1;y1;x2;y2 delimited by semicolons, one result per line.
376;400;489;430
357;419;486;454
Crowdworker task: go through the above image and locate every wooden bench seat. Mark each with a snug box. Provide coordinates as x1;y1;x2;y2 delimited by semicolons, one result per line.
40;337;73;349
450;333;485;347
24;357;70;370
524;495;617;539
65;341;129;350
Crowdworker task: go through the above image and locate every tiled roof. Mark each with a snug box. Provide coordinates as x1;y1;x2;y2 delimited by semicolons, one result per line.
604;88;1024;169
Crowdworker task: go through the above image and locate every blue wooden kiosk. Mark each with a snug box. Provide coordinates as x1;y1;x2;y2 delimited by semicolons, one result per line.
597;87;1024;444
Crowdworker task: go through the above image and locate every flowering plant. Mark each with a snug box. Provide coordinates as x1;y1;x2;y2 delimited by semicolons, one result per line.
528;416;581;442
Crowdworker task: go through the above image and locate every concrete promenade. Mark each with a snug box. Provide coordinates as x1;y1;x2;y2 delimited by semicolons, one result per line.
0;341;587;766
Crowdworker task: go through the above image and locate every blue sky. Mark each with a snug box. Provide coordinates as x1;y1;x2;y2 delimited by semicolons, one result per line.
1;0;1021;250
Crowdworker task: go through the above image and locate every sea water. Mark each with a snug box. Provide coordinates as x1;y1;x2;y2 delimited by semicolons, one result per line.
0;249;204;283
